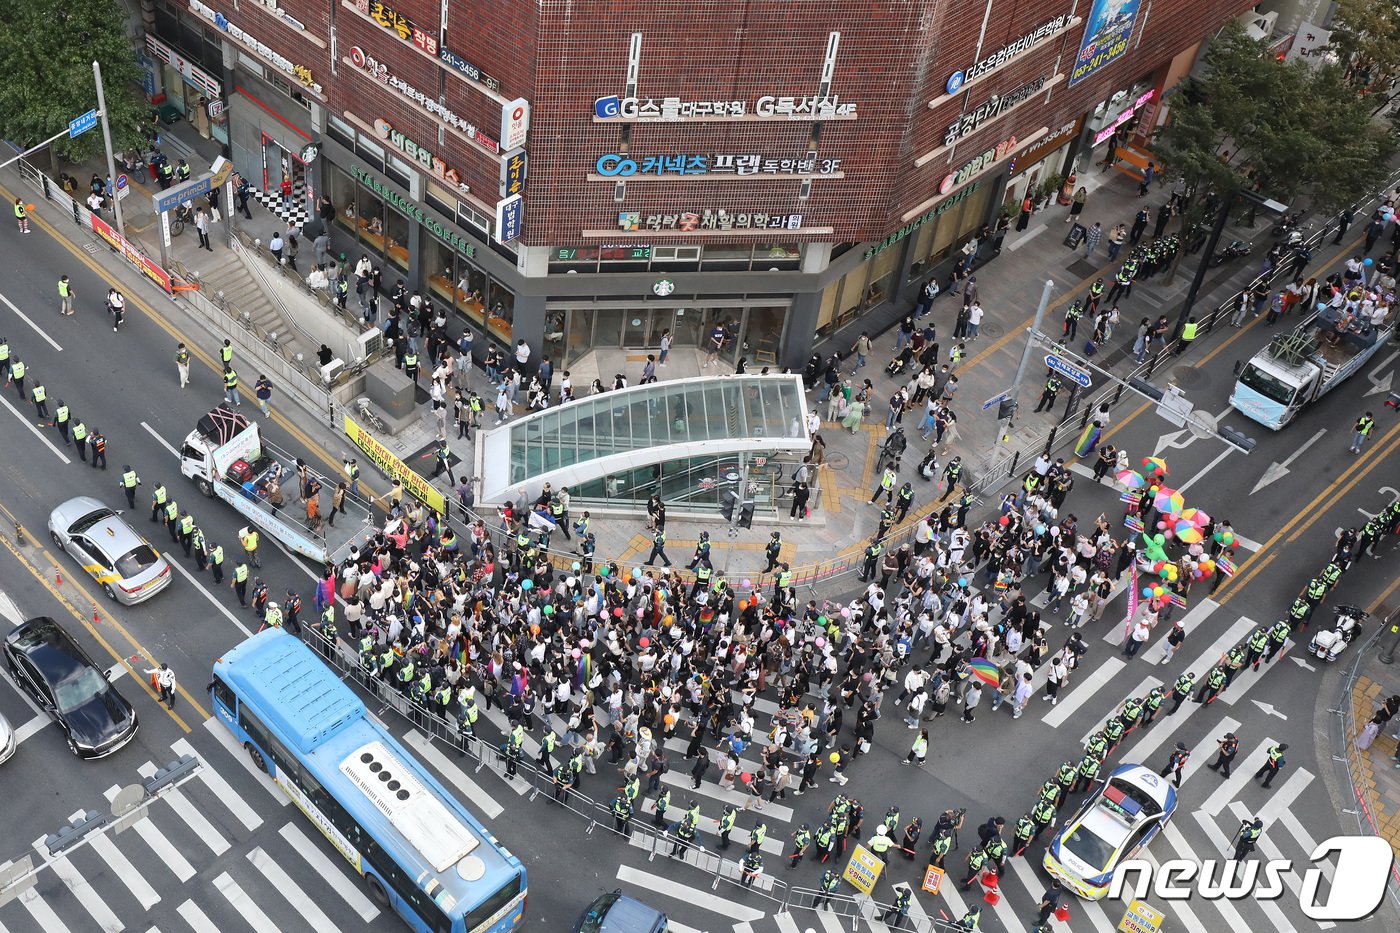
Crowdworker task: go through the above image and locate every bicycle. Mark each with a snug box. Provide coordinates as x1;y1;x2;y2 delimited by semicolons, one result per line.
168;203;193;237
356;397;388;433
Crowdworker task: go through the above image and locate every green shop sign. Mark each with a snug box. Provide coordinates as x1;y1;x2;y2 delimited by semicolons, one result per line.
351;165;476;258
863;183;980;260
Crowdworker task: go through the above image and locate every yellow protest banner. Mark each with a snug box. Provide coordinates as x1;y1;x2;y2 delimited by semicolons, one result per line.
842;844;884;895
1118;899;1165;933
343;415;447;515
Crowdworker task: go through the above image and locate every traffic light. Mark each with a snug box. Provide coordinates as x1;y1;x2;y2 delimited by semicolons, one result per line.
738;501;755;529
720;492;736;522
45;810;107;856
143;754;200;795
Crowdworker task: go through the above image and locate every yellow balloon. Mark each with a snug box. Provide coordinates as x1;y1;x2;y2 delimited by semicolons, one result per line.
829;752;841;764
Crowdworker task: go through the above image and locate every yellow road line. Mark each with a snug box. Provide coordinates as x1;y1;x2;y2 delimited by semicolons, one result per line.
1219;420;1400;603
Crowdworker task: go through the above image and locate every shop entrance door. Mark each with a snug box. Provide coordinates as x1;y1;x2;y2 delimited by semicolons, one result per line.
260;134;311;224
621;309;676;348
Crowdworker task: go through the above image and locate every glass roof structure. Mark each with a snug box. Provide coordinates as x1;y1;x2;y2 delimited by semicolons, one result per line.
475;374;811;504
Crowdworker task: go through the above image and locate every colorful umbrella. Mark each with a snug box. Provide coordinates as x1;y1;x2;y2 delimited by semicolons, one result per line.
1116;469;1146;489
1153;487;1185;513
1173;520;1204;544
1179;507;1211;527
968;658;1000;687
1141;456;1170;475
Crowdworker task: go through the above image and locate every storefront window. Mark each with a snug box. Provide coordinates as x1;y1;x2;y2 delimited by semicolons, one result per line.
744;307;786;364
487;282;515;339
864;248;900;310
423;234;511;344
383;205;410;272
836;267;866;327
909;222;937;279
326;165;359;241
815;281;839;336
754;243;801;271
702;244;752;271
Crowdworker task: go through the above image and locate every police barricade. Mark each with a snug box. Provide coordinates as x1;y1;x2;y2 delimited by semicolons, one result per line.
787;885;961;932
298;626;791;904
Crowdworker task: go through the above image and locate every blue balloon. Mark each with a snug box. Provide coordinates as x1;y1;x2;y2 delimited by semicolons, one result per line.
521;579;533;590
957;578;968;587
1365;257;1374;266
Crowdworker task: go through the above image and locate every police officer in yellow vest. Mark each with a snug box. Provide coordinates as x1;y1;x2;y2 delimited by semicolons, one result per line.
72;420;89;462
208;543;225;583
52;400;70;445
1350;411;1375;453
231;560;249;605
31;382;47;419
1177;316;1199;355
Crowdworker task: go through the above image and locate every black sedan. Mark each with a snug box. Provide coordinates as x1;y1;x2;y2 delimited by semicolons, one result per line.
3;617;138;759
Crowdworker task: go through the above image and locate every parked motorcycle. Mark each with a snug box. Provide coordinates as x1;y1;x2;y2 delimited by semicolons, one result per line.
1209;239;1252;267
1270;211;1306;239
1308;605;1369;662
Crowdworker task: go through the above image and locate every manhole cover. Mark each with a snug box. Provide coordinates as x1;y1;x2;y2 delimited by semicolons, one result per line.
823;451;850;472
980;322;1005;340
1170;365;1207;388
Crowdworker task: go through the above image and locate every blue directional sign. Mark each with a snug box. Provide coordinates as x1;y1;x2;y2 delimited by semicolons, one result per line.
1044;353;1092;388
68;109;99;139
981;391;1010;412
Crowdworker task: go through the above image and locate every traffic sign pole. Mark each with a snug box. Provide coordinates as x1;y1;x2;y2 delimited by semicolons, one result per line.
1003;279;1056;444
93;60;125;240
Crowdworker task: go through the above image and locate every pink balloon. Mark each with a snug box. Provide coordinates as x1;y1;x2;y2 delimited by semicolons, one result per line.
571;648;581;659
1156;521;1167;530
815;637;826;648
1163;529;1174;539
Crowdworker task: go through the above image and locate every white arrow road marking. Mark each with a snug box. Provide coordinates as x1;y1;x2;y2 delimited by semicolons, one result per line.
1250;428;1327;494
1251;699;1288;720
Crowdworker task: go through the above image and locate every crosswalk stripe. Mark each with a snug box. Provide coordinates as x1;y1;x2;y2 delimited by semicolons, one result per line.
979;866;1030;933
669;922;706;933
664;737;766;776
404;729;504;819
88;829;160;909
1062;894;1117;932
1275;810;1333;884
248;845;346;931
1190;812;1297;933
214;870;279;929
1228;802;1335;930
616;864;764;922
136;762;230;856
18;887;69;933
189;727;285;815
176;899;216;932
854;893;893;932
1105;597;1219;646
1158;823;1234;933
1044;657;1126;728
33;834;127;932
1199;738;1279;816
733;922;757;933
658;770;796;822
814;910;845;933
102;784;195;883
1177;717;1240;787
1122;616;1256;764
772;911;802;933
931;857;970;920
279;823;380;922
1078;675;1164;745
1253;768;1314;823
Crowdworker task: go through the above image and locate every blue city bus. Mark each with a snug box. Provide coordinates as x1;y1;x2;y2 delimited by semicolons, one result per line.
210;629;527;933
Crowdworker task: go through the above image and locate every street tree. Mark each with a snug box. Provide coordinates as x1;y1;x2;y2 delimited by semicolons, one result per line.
1330;0;1400;97
0;0;149;163
1152;19;1394;267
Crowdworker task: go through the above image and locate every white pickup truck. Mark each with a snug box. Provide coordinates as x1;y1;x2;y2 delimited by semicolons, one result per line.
178;406;373;563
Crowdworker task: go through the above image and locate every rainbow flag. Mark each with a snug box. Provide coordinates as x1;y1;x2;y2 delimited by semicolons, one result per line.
1124;515;1144;533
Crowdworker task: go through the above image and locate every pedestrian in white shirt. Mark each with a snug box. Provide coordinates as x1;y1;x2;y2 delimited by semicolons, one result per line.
146;662;177;709
1012;671;1035;718
1043;656;1069;704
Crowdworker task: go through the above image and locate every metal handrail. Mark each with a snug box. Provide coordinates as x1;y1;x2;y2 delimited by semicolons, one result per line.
296;626;793;904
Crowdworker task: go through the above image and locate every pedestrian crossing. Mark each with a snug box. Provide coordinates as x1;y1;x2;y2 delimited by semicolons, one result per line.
0;730;386;933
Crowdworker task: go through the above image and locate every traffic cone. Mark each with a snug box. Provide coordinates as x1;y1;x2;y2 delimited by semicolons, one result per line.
1055;903;1071;922
981;870;999;890
982;886;1000;906
55;568;62;586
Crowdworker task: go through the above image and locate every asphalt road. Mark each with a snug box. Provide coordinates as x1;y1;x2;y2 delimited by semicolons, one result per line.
0;202;1396;933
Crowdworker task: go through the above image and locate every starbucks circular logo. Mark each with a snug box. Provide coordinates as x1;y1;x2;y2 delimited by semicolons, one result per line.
653;279;676;297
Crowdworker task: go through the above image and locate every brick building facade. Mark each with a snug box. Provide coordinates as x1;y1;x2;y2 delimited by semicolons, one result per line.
142;0;1256;369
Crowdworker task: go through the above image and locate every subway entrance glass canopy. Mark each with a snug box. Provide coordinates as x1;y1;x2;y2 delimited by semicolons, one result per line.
474;374;811;506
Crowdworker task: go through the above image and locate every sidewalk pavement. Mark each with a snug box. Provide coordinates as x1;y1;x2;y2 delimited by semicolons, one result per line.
24;130;1366;585
1348;650;1400;846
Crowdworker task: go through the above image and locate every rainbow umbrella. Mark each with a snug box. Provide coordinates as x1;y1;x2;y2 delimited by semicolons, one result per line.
1116;469;1146;489
1179;507;1212;527
1173;520;1204;544
1153;487;1185;513
968;658;1000;687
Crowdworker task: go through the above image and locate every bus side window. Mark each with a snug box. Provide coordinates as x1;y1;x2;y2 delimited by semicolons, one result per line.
211;676;237;713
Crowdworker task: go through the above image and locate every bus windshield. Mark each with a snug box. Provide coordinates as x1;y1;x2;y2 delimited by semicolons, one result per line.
211;630;527;933
1238;363;1297;406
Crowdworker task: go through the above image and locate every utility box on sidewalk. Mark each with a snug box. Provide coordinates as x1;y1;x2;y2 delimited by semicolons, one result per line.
365;359;416;422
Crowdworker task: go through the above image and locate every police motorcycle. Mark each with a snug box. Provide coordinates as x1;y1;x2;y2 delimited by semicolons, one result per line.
1308;605;1368;662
